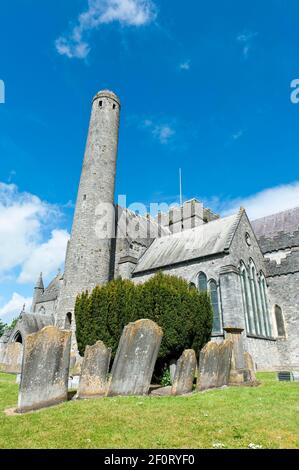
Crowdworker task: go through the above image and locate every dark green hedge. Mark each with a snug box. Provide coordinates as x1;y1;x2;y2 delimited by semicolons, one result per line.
75;273;213;368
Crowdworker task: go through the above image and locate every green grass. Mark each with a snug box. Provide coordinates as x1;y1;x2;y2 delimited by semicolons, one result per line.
0;372;298;449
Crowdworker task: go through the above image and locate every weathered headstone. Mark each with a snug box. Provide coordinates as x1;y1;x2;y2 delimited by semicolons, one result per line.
171;349;197;396
108;319;163;397
17;326;71;413
197;342;219;391
244;351;255;371
224;328;246;370
217;340;234;387
197;340;233;391
78;341;111;399
223;328;258;386
243;351;257;383
0;342;23;374
169;359;177;384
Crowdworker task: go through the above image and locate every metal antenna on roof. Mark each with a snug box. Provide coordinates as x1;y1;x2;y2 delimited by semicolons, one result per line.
179;168;183;207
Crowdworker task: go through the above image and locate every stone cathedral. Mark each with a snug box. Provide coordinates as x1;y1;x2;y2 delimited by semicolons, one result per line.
2;90;298;372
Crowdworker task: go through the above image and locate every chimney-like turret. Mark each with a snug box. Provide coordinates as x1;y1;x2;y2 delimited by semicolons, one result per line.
31;272;44;313
55;90;120;332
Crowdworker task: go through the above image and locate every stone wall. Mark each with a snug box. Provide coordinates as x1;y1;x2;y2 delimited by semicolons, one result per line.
267;272;299;369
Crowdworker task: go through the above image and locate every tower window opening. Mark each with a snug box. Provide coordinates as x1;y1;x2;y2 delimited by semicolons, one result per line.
99;100;103;107
113;104;116;109
83;194;87;200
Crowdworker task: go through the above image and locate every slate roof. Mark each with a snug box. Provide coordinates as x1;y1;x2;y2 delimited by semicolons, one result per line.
133;211;241;274
38;273;63;303
252;206;299;253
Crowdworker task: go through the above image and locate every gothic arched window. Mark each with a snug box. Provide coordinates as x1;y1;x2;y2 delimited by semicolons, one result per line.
260;273;272;337
249;260;263;336
239;262;254;334
198;272;208;292
209;279;222;334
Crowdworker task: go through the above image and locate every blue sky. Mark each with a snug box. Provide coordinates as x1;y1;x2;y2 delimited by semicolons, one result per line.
1;0;299;323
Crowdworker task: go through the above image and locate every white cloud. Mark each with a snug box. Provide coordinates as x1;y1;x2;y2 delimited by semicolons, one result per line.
143;119;175;144
0;183;69;284
179;60;191;71
237;31;258;59
56;0;157;59
0;293;32;321
18;230;70;284
217;181;299;220
154;125;175;144
232;129;244;141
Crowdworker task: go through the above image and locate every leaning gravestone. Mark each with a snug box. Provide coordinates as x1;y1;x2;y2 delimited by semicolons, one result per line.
108;319;163;396
171;349;197;396
197;340;233;391
243;351;257;383
17;326;71;413
78;341;111;399
217;341;234;387
0;343;23;374
244;351;255;371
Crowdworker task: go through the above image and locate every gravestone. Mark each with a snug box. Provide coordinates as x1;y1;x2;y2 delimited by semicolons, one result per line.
17;326;71;413
197;340;233;391
222;329;258;386
217;341;234;387
108;319;163;396
171;349;197;396
78;341;111;399
243;351;257;382
169;359;177;384
244;351;255;371
0;343;23;374
224;328;246;370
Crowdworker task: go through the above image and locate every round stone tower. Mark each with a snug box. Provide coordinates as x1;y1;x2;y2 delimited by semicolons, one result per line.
55;90;120;333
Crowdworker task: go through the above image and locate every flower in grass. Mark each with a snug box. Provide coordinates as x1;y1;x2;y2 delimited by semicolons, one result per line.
248;443;263;449
213;441;225;449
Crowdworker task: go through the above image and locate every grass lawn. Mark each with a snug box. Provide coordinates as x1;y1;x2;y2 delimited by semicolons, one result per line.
0;372;298;449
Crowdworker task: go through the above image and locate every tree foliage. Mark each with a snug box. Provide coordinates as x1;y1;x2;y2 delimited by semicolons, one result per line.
0;319;7;338
75;273;213;370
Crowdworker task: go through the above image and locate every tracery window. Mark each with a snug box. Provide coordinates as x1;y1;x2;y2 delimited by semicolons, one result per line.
239;261;272;338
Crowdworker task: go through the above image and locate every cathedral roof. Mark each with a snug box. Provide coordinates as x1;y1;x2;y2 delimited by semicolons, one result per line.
252;206;299;253
133;212;240;274
36;272;63;303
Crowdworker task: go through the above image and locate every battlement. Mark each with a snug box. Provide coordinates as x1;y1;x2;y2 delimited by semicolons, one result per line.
156;198;220;234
